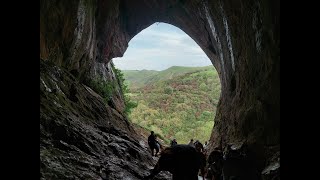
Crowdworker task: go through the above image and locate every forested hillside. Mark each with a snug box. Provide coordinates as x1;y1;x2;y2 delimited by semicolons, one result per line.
123;66;221;144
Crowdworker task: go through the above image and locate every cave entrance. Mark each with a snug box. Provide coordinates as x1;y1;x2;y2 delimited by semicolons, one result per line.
112;22;221;145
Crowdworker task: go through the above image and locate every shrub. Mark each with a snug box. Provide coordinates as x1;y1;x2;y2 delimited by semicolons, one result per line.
112;63;138;115
164;86;173;94
87;77;114;103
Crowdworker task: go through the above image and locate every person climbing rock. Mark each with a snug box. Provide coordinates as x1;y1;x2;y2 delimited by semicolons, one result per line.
144;144;206;180
148;131;159;156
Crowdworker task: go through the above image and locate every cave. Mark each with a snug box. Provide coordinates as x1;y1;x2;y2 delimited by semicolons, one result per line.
40;0;279;179
112;22;219;144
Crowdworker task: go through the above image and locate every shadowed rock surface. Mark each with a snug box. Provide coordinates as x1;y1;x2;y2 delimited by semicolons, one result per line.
40;0;279;179
40;60;171;179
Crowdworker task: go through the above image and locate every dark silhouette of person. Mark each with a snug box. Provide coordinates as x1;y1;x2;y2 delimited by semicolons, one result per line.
148;131;159;156
222;145;260;180
207;149;223;180
188;139;195;148
194;140;204;153
194;140;206;178
170;138;178;147
144;144;206;180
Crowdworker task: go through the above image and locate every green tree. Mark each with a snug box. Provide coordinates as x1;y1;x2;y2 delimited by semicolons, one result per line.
164;86;173;94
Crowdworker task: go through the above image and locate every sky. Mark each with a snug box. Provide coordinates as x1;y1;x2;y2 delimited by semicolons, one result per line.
112;22;212;71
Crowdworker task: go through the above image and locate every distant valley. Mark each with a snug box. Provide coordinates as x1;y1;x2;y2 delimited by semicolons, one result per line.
122;66;221;144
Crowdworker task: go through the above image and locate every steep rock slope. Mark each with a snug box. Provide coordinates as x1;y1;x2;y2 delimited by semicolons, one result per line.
40;59;170;179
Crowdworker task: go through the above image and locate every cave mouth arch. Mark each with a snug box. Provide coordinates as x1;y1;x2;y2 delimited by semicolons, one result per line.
40;0;279;177
112;22;221;144
97;1;279;174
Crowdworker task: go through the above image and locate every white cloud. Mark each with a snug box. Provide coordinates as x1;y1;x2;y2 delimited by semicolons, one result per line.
113;23;212;70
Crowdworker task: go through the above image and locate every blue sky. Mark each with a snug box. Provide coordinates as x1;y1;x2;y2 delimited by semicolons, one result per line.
112;22;212;71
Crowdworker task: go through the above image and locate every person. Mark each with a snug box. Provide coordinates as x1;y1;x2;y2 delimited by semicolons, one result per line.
204;141;208;149
188;139;195;148
203;141;208;155
194;142;206;179
207;149;223;180
154;135;161;156
144;145;206;180
170;138;177;147
194;140;204;153
148;131;159;157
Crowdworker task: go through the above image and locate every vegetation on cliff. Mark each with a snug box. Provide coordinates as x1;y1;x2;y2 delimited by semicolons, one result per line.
112;64;138;115
85;63;137;115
